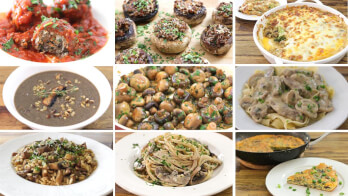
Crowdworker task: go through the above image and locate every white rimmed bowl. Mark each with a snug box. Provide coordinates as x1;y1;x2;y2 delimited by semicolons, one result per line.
115;132;233;196
0;0;114;65
235;66;348;130
114;66;234;130
2;66;112;130
253;0;348;64
0;132;113;196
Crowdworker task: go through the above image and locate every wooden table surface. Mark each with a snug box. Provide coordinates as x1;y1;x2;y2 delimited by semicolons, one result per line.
235;0;348;64
0;67;113;130
115;132;233;196
0;132;113;196
236;132;348;196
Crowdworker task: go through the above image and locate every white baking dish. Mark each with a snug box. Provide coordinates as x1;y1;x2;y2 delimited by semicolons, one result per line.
253;0;348;64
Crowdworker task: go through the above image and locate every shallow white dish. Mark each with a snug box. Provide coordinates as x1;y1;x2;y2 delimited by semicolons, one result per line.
266;157;348;196
235;66;348;130
0;0;114;65
0;133;114;196
253;0;348;64
115;132;233;196
235;0;287;21
2;66;112;130
114;65;234;130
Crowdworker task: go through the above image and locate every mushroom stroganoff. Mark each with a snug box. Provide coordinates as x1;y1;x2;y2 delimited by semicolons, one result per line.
133;133;222;186
115;66;232;130
240;67;334;129
12;138;97;185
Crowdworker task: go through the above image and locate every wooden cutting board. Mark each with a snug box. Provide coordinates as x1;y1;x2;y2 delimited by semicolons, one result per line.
115;0;233;64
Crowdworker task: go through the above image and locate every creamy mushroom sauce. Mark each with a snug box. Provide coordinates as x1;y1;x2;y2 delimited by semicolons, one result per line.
240;67;334;129
115;66;232;130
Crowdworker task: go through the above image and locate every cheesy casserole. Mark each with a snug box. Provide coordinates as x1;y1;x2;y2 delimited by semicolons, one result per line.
258;6;348;62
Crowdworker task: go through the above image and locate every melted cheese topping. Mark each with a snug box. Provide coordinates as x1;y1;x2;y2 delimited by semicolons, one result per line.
261;6;348;62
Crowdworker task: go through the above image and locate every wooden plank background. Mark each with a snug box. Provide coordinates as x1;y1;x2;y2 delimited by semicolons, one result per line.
115;132;233;196
235;0;348;64
0;67;113;130
236;132;348;195
0;132;113;196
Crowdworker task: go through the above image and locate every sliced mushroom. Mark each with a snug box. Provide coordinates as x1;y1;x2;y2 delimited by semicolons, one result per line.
155;167;190;186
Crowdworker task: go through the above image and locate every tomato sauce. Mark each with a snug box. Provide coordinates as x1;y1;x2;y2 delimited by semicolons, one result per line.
0;2;107;63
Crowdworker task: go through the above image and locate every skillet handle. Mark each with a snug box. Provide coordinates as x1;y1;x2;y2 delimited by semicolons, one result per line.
295;0;323;5
308;132;330;148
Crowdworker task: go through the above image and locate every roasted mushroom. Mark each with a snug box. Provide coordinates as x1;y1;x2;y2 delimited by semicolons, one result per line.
151;18;192;54
115;18;137;50
213;2;232;29
173;0;207;26
115;48;154;64
123;0;158;24
115;66;233;129
174;52;210;64
200;24;232;55
184;113;202;129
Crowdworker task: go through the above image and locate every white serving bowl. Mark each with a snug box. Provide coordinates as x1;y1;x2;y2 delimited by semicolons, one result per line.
0;133;114;196
0;0;115;66
235;66;348;130
114;65;234;130
253;0;348;64
2;66;112;130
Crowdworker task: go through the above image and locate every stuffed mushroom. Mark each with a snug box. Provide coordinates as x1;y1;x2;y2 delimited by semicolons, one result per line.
173;0;206;26
151;18;191;54
115;18;137;50
115;48;154;64
123;0;158;24
174;52;209;64
213;2;232;29
200;24;232;55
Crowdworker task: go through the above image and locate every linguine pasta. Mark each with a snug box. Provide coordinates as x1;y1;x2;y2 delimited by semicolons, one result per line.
133;133;222;187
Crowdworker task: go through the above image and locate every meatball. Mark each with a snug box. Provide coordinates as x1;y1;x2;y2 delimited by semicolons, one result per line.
8;0;48;31
32;17;76;55
53;0;91;22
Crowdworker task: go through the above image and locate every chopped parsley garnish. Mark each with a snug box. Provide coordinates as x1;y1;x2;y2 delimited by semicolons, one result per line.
2;38;14;52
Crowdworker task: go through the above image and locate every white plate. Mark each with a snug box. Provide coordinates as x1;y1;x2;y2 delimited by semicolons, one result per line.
2;66;112;130
235;0;287;21
235;66;348;130
115;132;233;196
114;66;234;130
0;0;114;65
0;133;114;196
266;157;348;196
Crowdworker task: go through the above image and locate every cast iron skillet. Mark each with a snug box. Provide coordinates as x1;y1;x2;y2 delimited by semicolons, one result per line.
236;132;329;165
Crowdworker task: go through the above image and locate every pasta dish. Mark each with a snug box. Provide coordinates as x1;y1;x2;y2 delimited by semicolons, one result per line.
133;133;222;186
240;67;334;129
239;0;279;16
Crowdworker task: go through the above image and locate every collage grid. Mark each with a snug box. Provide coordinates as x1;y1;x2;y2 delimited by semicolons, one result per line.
0;0;346;196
